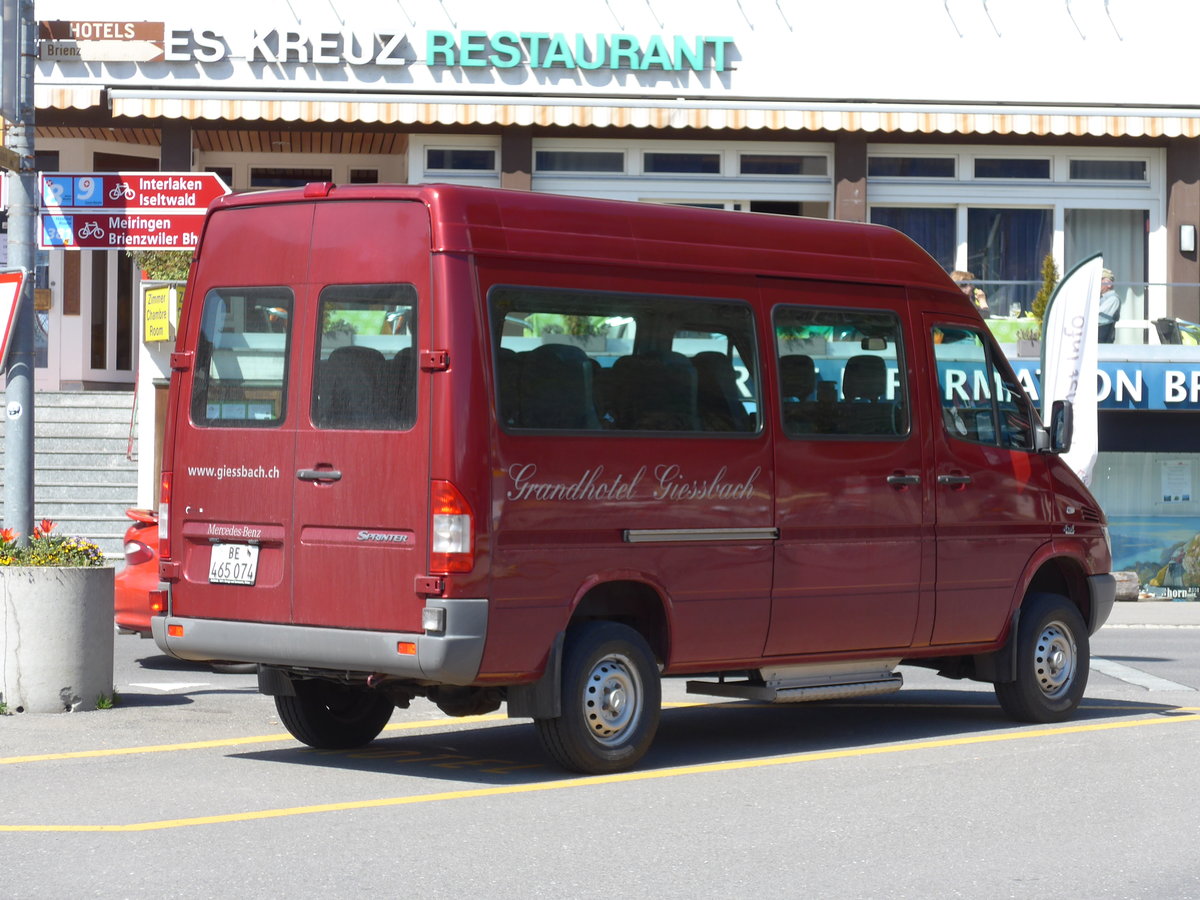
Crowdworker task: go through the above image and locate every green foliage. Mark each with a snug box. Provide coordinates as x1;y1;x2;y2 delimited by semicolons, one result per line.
0;519;106;567
1030;253;1059;324
126;249;192;282
96;690;120;710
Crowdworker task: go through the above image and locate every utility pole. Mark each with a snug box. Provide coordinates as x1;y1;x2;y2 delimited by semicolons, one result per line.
2;0;35;545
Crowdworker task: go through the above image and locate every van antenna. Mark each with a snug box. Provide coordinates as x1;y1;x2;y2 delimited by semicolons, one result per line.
943;0;962;37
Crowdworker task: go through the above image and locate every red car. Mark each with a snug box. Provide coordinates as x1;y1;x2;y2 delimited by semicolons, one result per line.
114;508;161;636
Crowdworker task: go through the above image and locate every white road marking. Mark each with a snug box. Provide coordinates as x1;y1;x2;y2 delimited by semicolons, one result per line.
1092;658;1195;692
127;682;211;692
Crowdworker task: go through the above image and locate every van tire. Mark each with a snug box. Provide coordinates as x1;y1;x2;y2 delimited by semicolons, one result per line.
275;679;395;749
534;622;661;775
994;593;1089;723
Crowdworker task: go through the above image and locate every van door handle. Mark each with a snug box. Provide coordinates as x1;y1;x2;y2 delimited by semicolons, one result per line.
297;468;342;483
886;474;921;487
937;474;973;486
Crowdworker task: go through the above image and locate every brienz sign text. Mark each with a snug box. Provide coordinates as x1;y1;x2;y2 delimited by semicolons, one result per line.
38;21;735;73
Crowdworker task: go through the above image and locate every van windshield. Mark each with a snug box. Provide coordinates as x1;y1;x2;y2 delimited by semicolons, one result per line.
190;287;293;427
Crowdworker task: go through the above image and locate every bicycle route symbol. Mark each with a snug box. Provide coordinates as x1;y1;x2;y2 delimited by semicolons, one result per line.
108;182;136;201
78;221;105;240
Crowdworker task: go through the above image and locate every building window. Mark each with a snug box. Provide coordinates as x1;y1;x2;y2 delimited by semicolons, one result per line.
250;168;333;189
739;154;827;177
973;158;1051;179
535;150;625;173
643;152;721;175
426;148;496;171
206;166;234;188
968;208;1052;312
1070;159;1148;182
870;208;956;271
868;157;955;178
349;169;379;184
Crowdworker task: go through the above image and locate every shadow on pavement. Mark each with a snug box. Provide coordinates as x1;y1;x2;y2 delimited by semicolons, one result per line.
229;688;1187;786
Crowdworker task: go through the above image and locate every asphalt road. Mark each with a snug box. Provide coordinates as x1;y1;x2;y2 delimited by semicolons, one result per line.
3;611;1199;899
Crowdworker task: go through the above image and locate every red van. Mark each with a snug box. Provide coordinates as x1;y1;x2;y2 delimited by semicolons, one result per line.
153;183;1114;773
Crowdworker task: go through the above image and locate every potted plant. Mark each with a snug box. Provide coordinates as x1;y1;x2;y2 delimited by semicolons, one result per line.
0;519;113;714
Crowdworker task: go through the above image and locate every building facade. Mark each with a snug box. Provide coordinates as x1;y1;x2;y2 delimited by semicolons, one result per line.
10;0;1200;593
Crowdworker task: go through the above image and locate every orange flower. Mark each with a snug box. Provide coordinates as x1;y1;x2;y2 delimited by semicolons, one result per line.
0;527;16;543
39;518;55;535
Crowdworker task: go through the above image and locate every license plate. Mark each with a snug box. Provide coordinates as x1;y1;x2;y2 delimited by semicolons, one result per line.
208;542;259;585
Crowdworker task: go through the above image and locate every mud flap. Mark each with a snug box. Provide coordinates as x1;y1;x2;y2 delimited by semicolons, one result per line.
506;631;564;719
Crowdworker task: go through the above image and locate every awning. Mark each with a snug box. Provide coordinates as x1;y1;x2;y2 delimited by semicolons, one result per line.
49;88;1200;138
35;84;103;111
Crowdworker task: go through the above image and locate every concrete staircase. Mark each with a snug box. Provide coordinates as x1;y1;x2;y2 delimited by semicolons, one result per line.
0;391;139;558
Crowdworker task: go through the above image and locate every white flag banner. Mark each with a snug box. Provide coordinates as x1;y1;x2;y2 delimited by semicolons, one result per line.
1041;253;1103;486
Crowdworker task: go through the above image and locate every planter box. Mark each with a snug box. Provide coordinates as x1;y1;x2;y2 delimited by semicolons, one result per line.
1;567;114;713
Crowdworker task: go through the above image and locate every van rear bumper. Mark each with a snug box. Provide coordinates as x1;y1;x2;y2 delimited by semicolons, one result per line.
150;597;488;685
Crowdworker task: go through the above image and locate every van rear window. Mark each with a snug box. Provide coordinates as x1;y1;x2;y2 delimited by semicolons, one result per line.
311;284;418;431
491;287;758;434
190;287;293;427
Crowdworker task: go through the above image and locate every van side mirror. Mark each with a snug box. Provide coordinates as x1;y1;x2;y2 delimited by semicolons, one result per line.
1048;400;1073;453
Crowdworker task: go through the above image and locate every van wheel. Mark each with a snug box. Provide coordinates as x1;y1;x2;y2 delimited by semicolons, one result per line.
535;622;661;775
275;680;395;749
994;593;1089;723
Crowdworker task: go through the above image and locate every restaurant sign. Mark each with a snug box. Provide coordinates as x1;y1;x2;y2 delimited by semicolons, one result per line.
37;21;735;72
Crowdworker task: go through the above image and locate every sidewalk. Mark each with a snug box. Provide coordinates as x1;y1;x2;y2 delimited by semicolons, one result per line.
1106;600;1200;627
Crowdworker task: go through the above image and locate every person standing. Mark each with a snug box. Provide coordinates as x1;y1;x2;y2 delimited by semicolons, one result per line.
1098;269;1120;343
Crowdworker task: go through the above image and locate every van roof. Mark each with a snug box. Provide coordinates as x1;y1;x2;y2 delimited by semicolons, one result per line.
209;182;957;292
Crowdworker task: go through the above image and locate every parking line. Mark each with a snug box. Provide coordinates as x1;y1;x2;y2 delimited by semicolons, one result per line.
2;711;1197;833
1091;657;1196;692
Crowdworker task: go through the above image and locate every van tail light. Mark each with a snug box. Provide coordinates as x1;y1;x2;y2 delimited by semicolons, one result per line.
159;471;172;561
430;480;473;574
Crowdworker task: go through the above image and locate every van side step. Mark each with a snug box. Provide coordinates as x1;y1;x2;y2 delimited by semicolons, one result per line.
686;660;903;704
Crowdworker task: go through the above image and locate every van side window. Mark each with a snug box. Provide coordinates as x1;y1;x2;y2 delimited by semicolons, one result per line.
312;284;418;431
774;307;908;438
190;287;293;427
491;287;759;434
932;325;1034;450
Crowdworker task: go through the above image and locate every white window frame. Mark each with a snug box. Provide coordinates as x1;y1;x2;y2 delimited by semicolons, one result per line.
867;144;1165;319
531;137;834;209
406;134;501;187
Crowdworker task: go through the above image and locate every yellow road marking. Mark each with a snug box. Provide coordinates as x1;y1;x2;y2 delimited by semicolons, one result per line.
2;710;1197;832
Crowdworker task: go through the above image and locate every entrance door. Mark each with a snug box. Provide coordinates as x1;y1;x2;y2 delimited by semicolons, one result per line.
290;201;432;633
925;313;1053;645
83;249;136;385
766;281;930;655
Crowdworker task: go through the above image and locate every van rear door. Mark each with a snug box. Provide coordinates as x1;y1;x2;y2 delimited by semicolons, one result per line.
170;202;313;626
172;199;432;635
290;201;432;632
